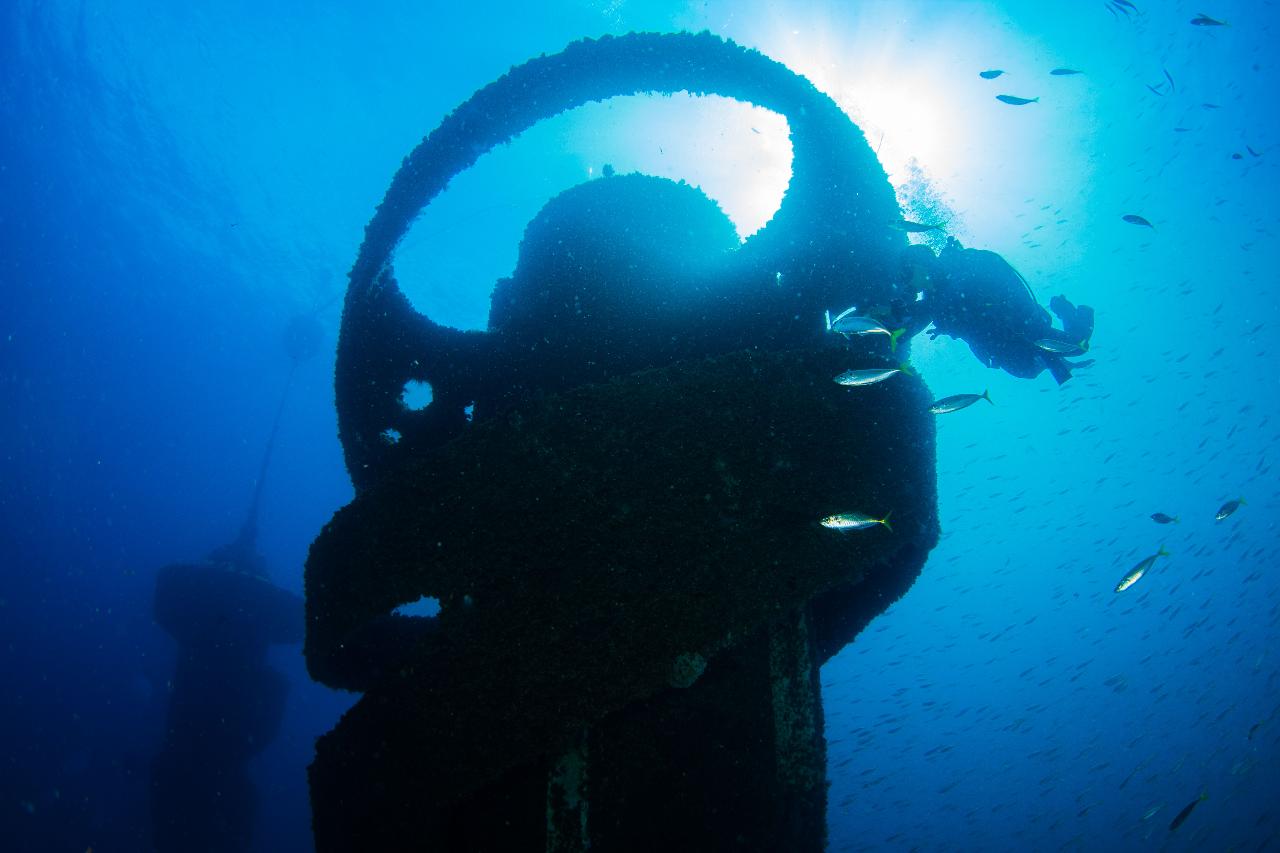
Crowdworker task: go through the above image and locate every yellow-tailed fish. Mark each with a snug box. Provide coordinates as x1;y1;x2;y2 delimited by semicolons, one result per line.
929;390;992;414
1034;338;1089;356
1168;791;1207;831
825;308;905;352
1114;546;1169;592
821;511;892;532
1214;497;1245;521
833;364;914;387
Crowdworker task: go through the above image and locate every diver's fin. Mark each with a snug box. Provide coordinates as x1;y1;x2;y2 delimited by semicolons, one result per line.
1046;357;1073;385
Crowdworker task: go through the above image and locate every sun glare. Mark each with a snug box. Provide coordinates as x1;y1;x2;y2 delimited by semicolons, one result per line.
563;95;792;240
837;72;955;184
712;3;1086;249
765;27;986;191
567;15;998;239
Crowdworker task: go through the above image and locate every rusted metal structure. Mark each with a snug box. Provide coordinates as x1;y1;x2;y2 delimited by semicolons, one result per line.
305;32;938;851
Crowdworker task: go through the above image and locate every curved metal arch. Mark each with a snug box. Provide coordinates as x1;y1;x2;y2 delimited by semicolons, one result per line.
336;31;903;490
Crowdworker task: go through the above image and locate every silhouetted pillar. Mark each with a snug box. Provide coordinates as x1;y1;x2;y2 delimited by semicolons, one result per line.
305;346;938;850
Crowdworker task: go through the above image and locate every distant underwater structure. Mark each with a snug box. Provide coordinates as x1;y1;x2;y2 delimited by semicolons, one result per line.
152;541;303;852
151;306;318;852
305;32;939;851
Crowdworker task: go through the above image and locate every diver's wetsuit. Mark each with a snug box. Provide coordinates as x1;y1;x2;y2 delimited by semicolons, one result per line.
900;239;1093;384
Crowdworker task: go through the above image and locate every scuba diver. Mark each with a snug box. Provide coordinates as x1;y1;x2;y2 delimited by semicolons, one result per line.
149;312;321;852
896;237;1094;384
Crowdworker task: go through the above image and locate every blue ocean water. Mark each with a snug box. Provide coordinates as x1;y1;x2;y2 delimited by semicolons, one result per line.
1;1;1276;850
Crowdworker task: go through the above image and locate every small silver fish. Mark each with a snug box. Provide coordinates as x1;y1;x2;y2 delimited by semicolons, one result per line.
1114;546;1169;592
1050;68;1083;75
1034;338;1089;355
979;69;1005;79
825;308;905;351
1169;791;1208;831
929;390;992;414
1214;497;1245;521
821;511;892;532
996;94;1039;105
833;365;912;387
